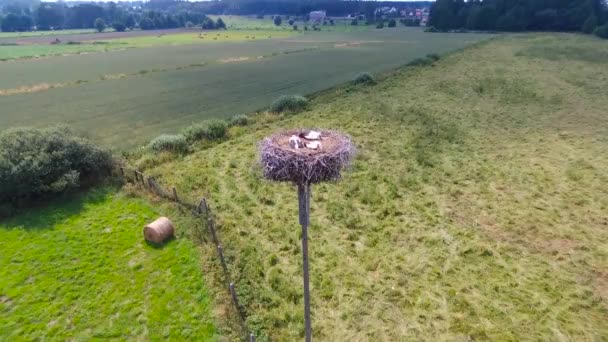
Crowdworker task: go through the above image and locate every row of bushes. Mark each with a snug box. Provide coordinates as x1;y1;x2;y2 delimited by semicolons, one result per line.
0;126;113;213
147;114;250;153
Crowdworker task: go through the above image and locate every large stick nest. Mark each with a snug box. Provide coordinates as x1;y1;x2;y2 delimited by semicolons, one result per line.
259;129;356;184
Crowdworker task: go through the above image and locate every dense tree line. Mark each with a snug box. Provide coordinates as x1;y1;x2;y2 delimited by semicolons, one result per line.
428;0;608;34
0;0;219;32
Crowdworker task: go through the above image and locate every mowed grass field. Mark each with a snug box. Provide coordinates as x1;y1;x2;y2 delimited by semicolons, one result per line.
0;28;492;147
134;33;608;340
0;188;217;340
0;29;294;60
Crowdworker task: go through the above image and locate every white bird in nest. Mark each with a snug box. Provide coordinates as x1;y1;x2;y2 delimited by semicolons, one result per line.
303;130;321;140
306;141;321;150
289;135;304;149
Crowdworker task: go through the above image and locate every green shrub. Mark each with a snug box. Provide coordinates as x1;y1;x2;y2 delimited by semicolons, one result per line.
376;21;384;29
408;57;433;67
0;126;112;206
148;134;188;153
594;24;608;39
388;19;397;28
351;19;358;26
182;119;228;142
353;72;376;85
270;95;308;113
426;53;440;62
229;114;250;127
582;15;598;34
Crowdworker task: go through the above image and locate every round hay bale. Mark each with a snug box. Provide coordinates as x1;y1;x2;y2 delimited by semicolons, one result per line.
259;129;355;184
144;217;175;244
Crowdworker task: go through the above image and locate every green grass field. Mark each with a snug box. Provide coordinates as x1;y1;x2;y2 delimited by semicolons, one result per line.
0;30;295;61
0;29;492;147
0;29;102;39
132;33;608;340
0;188;217;340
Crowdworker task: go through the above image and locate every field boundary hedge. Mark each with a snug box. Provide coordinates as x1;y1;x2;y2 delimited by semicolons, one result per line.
115;164;257;341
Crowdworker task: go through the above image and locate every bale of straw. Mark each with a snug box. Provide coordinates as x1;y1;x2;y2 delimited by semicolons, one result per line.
143;217;175;244
259;129;355;184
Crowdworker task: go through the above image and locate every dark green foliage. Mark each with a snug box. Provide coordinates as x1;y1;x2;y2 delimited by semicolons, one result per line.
293;24;298;30
182;120;228;142
229;114;250;127
408;57;433;67
1;13;33;32
594;24;608;38
426;53;440;62
94;18;105;32
376;21;384;29
583;15;599;34
288;19;294;26
202;18;215;30
147;134;188;153
429;0;603;32
270;95;308;113
351;19;358;26
273;16;282;26
353;72;376;85
216;17;226;29
0;126;112;205
139;17;154;30
388;19;397;28
425;26;440;32
112;22;126;32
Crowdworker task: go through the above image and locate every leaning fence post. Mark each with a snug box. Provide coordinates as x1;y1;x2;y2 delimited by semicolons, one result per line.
208;217;219;246
172;187;178;202
217;244;229;276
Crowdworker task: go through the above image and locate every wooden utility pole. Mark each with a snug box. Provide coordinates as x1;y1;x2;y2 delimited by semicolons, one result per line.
297;183;312;342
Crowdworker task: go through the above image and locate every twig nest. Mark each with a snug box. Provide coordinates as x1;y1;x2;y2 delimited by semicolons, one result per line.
259;129;355;184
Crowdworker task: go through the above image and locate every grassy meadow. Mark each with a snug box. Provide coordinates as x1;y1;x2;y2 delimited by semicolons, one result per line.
0;28;492;147
132;33;608;340
0;30;295;61
0;188;217;340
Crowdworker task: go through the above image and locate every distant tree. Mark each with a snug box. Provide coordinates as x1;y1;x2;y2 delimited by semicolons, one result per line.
274;15;282;26
388;19;396;27
376;21;384;29
112;21;126;32
293;24;298;30
350;18;358;25
288;18;294;25
66;4;104;29
201;17;215;29
1;13;32;32
124;14;136;29
35;3;66;30
329;19;335;25
595;24;608;38
495;6;527;31
139;17;154;30
582;14;599;33
94;18;105;32
215;17;226;29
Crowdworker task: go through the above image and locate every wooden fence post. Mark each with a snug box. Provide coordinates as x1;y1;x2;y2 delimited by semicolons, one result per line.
217;244;229;276
172;187;178;202
229;282;242;319
208;217;219;246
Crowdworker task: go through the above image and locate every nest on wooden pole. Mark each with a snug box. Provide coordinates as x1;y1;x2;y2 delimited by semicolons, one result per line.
259;129;355;185
258;128;355;342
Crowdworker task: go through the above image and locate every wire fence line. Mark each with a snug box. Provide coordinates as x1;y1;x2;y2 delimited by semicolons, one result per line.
117;165;257;341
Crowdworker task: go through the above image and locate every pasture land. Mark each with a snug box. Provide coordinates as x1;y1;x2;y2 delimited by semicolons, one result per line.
0;28;492;147
134;33;608;340
0;28;103;39
210;15;369;32
0;29;294;60
0;187;217;340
